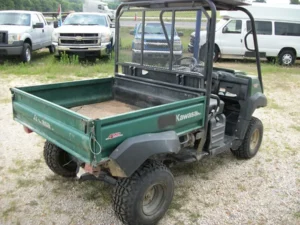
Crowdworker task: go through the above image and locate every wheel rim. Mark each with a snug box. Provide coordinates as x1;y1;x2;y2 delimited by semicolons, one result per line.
142;184;165;216
26;48;31;62
282;54;292;65
250;129;260;153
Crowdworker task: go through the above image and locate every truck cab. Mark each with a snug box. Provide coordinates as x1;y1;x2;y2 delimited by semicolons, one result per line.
0;10;55;62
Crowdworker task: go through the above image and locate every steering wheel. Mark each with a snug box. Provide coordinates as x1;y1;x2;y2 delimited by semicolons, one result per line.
173;57;198;71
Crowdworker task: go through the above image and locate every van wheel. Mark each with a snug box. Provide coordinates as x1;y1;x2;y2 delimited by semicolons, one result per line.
43;141;77;177
49;45;55;54
21;43;32;63
278;50;295;66
231;117;263;159
113;160;174;225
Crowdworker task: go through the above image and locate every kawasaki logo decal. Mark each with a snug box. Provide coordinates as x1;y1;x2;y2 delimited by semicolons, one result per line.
176;111;201;122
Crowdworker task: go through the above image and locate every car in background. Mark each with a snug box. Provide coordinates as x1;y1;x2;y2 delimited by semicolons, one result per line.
188;3;300;65
52;12;115;61
131;22;183;65
0;10;55;63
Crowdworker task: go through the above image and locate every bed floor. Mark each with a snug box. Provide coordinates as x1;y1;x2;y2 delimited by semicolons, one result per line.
71;100;140;119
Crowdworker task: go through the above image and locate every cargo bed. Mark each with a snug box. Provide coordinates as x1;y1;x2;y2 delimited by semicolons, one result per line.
11;76;206;165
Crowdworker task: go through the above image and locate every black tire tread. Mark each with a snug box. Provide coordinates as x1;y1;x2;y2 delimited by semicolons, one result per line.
113;160;172;225
43;141;77;177
231;117;263;159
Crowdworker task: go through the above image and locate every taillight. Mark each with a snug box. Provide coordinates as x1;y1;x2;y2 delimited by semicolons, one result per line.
23;126;33;134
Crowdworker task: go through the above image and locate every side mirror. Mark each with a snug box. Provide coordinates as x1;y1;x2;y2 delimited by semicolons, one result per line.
130;30;135;35
54;21;58;28
222;26;228;33
33;22;44;29
110;23;115;28
178;31;184;37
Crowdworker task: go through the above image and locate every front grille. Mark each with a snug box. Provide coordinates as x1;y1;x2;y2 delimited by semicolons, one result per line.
145;40;169;51
60;33;98;37
59;33;99;46
0;32;8;44
61;40;98;45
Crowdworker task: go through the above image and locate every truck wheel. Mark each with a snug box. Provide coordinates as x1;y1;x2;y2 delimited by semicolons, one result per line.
49;45;55;54
21;43;32;63
43;141;77;177
278;50;295;66
199;44;219;62
113;160;174;225
231;117;263;159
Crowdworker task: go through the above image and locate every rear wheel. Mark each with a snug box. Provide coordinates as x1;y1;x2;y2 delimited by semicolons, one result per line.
113;160;174;225
278;50;295;66
43;141;77;177
231;117;263;159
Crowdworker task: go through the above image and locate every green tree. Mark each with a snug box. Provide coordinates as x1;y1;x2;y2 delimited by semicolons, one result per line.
290;0;299;4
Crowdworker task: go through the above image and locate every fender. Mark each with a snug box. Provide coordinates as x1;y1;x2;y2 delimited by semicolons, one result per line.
234;92;267;141
108;131;180;177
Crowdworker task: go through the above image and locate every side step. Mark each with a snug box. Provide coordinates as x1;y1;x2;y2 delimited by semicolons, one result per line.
171;149;209;163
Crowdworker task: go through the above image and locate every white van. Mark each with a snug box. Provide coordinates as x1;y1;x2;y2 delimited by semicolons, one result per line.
188;4;300;65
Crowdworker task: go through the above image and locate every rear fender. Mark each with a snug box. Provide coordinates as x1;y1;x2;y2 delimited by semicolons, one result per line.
108;131;180;177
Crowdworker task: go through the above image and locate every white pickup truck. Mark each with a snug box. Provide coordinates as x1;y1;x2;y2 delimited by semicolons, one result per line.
52;12;115;60
0;10;54;63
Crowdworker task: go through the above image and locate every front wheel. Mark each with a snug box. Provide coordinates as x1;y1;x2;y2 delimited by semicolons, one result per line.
231;117;263;159
43;141;77;177
21;43;32;63
113;160;174;225
49;45;56;54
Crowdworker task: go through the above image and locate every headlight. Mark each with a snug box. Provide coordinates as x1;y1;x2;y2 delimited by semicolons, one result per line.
8;33;21;44
133;39;141;50
52;31;59;43
101;33;111;43
174;40;182;51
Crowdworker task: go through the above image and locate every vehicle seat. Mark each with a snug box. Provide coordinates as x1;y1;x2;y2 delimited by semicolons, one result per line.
209;98;224;114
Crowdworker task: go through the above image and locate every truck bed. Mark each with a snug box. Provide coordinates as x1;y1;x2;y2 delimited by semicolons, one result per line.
71;100;139;119
11;76;206;165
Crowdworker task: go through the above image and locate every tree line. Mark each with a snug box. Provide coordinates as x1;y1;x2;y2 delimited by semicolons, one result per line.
0;0;83;12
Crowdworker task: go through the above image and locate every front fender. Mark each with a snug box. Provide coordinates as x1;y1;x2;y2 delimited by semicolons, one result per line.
108;131;180;177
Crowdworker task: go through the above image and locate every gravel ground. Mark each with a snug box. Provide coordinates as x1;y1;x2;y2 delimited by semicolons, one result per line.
0;72;299;225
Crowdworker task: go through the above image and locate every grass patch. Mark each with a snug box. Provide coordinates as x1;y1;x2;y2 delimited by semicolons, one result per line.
0;51;114;79
290;125;300;132
2;201;17;219
17;179;38;188
294;211;300;218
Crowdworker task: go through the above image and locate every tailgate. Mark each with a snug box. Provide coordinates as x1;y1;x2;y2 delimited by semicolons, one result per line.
11;88;94;164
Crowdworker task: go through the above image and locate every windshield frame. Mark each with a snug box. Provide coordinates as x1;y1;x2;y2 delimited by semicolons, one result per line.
0;12;31;26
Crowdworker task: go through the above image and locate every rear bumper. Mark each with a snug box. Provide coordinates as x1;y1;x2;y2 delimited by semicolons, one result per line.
0;41;24;56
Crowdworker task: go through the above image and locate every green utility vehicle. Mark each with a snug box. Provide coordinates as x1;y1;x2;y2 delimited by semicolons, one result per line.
11;0;267;224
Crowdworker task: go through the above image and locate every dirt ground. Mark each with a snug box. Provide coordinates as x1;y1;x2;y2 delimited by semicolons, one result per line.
0;64;299;225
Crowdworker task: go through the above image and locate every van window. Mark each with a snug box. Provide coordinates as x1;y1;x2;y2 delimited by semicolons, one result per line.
223;20;242;34
275;22;300;37
247;21;272;35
